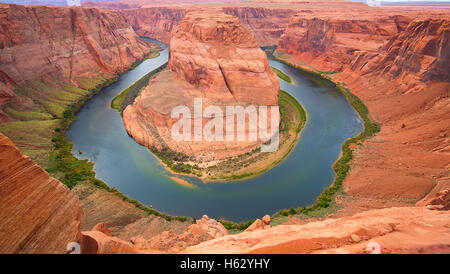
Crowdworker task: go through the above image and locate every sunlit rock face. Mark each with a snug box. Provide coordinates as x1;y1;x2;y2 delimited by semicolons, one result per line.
0;133;83;254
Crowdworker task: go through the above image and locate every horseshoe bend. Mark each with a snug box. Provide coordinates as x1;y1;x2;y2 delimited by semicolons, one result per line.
0;0;449;256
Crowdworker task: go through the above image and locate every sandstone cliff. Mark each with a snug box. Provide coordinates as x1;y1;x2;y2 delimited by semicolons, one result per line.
0;4;154;121
0;133;82;254
123;11;279;161
277;15;450;214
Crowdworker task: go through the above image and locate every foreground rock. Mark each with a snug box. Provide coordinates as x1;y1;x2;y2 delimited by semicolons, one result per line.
0;133;82;253
80;229;140;254
182;207;450;254
123;11;279;161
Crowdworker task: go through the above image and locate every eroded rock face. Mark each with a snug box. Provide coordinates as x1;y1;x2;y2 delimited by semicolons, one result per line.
0;133;83;254
0;4;153;118
123;11;279;161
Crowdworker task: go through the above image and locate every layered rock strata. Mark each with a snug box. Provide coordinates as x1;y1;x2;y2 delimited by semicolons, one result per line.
0;133;83;254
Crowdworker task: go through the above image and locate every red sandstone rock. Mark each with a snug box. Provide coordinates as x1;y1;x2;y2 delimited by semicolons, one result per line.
0;133;83;254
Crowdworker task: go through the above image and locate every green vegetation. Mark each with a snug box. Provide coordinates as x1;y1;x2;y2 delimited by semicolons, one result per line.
270;54;380;220
0;80;111;167
272;66;292;83
279;90;306;134
218;219;255;232
111;64;167;115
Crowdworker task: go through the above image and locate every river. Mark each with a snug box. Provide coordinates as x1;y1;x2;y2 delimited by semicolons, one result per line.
67;38;363;222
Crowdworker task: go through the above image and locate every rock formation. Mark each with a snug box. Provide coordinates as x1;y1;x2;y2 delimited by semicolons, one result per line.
80;229;140;254
119;6;294;46
0;4;154;121
246;214;271;232
123;11;279;161
0;133;83;253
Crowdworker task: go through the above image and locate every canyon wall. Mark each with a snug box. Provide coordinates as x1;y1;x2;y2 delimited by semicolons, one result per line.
0;133;82;253
0;4;154;121
123;11;279;161
277;13;450;213
121;6;294;46
122;7;186;44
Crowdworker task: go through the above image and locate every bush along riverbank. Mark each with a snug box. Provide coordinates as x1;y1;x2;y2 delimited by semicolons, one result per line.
270;52;380;221
111;64;167;115
272;66;292;83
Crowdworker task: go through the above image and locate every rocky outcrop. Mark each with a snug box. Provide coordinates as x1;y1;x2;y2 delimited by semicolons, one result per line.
182;207;450;254
130;215;228;253
246;214;271;232
123;11;279;161
0;133;83;254
277;14;450;213
0;4;154;119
